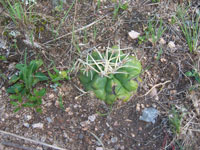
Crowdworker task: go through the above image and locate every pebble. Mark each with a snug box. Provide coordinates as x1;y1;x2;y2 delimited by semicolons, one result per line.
49;93;54;99
128;30;140;40
80;121;90;127
136;103;140;111
25;115;32;121
88;114;96;122
159;38;166;44
32;123;44;129
96;147;103;150
23;123;30;128
168;41;175;49
46;117;52;123
78;134;84;139
111;137;118;143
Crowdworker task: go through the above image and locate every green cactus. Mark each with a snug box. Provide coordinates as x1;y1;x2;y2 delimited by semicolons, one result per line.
78;46;142;104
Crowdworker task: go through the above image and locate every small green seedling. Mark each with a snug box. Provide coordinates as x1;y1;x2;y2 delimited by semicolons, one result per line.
113;1;128;19
6;57;48;112
176;6;200;52
146;18;166;46
48;67;69;86
78;46;142;104
185;69;200;84
169;107;182;135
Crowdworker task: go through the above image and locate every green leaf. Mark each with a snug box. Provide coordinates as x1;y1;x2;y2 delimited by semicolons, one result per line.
14;107;21;112
15;64;25;71
185;71;193;77
36;107;42;113
35;72;49;81
6;83;24;94
9;74;20;84
30;59;43;73
9;94;20;100
119;3;128;10
10;101;19;106
22;102;35;107
0;55;6;61
34;88;46;97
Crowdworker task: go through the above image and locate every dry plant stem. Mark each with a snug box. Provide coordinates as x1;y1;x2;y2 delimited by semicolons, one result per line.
0;130;67;150
2;141;38;150
140;80;171;97
43;15;106;45
88;131;105;150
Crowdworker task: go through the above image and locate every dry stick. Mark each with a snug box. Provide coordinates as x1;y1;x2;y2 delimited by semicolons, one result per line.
0;130;67;150
43;15;106;45
2;141;38;150
139;80;171;97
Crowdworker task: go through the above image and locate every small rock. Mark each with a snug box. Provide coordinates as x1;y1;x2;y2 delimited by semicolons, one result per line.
131;133;135;137
136;103;140;111
139;127;142;131
141;104;145;109
46;117;52;123
139;107;159;124
65;107;70;112
128;30;140;40
25;115;32;121
88;114;96;122
111;137;118;143
32;123;44;129
80;121;90;127
159;38;166;45
49;93;54;99
168;41;175;49
96;147;103;150
78;134;84;139
55;100;59;107
23;123;30;128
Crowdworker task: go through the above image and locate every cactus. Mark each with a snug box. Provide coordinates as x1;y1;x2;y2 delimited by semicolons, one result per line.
78;46;142;104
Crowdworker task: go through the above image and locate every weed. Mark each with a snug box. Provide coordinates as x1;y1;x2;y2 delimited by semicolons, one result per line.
176;6;200;52
138;18;166;46
48;67;69;86
146;18;166;46
185;69;200;84
169;107;182;135
59;95;65;110
113;1;128;19
6;52;48;112
0;0;36;26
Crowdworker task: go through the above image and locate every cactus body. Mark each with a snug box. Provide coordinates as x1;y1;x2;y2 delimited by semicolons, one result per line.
79;46;142;104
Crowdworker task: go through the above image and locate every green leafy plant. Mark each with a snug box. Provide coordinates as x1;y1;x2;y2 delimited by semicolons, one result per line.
78;46;142;104
185;69;200;84
48;67;69;86
176;6;200;52
169;107;182;135
6;56;48;112
113;1;128;19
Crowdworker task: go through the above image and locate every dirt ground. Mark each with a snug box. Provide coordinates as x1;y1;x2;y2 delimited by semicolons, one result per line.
0;0;200;150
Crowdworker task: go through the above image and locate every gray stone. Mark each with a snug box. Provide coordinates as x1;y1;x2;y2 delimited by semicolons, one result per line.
111;137;118;143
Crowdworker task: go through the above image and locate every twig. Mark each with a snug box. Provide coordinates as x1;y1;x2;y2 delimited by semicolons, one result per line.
43;15;106;45
1;141;38;150
139;80;171;97
88;131;105;150
0;130;67;150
